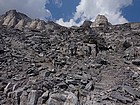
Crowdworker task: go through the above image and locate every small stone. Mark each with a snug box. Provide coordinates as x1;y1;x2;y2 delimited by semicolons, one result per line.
132;59;140;66
122;85;136;97
4;82;13;94
68;84;76;91
66;79;79;85
42;91;49;99
132;72;139;79
57;82;68;89
85;81;94;91
123;41;132;50
110;91;133;103
81;79;88;85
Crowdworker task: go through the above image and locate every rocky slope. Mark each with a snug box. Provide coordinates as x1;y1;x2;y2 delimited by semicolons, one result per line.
0;10;140;105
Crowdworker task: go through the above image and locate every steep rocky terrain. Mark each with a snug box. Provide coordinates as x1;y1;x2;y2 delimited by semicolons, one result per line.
0;10;140;105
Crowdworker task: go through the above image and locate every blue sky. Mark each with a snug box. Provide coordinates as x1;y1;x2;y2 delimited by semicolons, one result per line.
122;0;140;22
0;0;140;26
45;0;140;26
46;0;80;21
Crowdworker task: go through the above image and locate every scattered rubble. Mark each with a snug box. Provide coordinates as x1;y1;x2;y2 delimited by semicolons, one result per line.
0;10;140;105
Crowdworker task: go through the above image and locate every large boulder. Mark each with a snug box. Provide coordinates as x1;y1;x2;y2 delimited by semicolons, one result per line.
27;90;39;105
47;91;78;105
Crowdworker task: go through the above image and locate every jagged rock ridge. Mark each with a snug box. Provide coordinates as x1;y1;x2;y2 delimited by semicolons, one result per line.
0;10;140;105
0;10;62;31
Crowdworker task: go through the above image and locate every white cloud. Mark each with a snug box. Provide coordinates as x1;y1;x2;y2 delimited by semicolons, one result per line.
0;0;51;19
56;0;133;27
56;18;81;27
0;0;133;27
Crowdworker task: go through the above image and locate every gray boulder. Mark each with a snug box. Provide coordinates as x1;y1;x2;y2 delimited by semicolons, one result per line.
47;91;78;105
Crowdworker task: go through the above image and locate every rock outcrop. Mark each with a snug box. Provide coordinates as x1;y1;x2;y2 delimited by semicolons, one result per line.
1;10;31;27
0;10;62;31
0;10;140;105
91;15;111;28
14;19;25;30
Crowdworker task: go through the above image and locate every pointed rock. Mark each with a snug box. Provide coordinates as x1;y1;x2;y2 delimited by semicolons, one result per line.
5;10;17;16
2;10;17;26
3;15;13;26
91;15;111;27
15;19;25;30
8;16;17;27
81;20;92;27
29;20;38;29
36;21;45;30
1;10;31;29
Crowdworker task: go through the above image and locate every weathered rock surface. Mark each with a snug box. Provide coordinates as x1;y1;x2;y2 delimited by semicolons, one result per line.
1;10;31;28
0;10;140;105
91;15;111;28
0;10;62;31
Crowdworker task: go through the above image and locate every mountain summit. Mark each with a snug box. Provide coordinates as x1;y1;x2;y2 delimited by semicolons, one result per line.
91;15;111;27
0;10;31;28
0;10;62;31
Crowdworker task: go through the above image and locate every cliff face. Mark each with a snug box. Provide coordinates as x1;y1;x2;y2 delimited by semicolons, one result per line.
0;10;140;105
